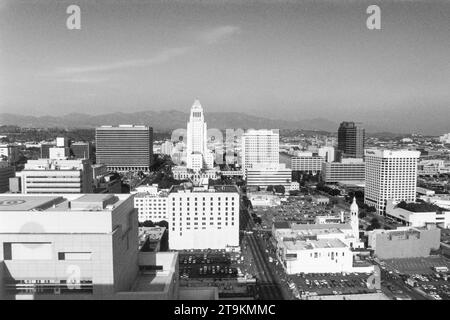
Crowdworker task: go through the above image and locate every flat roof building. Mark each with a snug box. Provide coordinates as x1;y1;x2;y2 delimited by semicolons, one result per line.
321;158;365;183
168;185;240;250
16;158;93;194
364;149;420;215
95;125;153;172
291;155;324;173
246;163;292;190
367;226;440;259
0;193;179;300
241;129;279;171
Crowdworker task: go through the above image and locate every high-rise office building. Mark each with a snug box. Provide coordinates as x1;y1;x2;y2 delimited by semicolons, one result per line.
364;149;420;215
337;122;365;159
241;129;279;171
186;100;213;171
95;125;153;172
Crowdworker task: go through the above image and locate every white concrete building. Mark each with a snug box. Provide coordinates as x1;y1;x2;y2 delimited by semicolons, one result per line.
160;141;173;156
321;158;365;183
439;133;450;144
386;200;450;228
0;193;179;300
364;149;420;215
241;129;279;172
318;146;335;163
291;154;324;173
133;185;169;223
49;147;70;160
168;185;240;250
186;100;213;171
417;159;446;176
246;163;292;190
16;159;93;194
273;214;365;274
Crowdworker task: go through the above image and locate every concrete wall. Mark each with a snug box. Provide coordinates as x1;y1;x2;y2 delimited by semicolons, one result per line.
373;228;441;259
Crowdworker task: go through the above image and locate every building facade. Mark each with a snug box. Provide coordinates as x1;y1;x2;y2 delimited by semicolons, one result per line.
337;122;365;159
186;100;213;171
16;159;93;194
368;227;440;259
132;185;169;223
364;149;420;215
321;158;365;183
291;153;324;173
0;194;179;300
70;142;92;160
246;163;292;190
95;125;153;172
0;162;15;193
241;129;279;171
168;185;240;250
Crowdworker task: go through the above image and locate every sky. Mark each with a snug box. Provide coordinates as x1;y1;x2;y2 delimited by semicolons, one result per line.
0;0;449;134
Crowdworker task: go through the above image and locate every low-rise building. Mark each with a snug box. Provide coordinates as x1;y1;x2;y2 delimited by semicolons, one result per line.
321;158;365;183
15;158;93;194
248;192;281;207
386;200;450;228
246;163;292;190
133;185;169;223
168;185;240;250
291;153;324;173
367;226;441;259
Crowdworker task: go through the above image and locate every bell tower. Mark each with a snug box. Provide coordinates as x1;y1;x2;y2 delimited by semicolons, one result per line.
350;197;359;240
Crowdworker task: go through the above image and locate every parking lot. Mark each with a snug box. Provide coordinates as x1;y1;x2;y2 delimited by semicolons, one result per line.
381;256;450;275
287;273;377;298
379;256;450;300
252;195;343;230
179;251;241;279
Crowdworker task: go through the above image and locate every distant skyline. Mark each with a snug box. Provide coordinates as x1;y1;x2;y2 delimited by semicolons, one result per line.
0;0;449;135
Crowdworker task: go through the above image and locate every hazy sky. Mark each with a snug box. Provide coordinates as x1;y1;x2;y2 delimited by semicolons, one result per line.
0;0;449;134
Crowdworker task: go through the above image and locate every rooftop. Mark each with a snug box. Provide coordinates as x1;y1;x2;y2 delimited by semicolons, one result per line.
169;185;239;194
0;194;128;212
396;201;445;212
283;238;346;250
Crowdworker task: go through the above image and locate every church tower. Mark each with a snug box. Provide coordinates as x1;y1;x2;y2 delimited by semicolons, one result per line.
350;197;359;240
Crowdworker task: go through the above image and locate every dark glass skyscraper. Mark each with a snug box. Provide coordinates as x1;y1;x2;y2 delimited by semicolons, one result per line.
337;122;365;159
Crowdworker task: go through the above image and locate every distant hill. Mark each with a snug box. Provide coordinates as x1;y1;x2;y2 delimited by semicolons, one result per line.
0;111;339;132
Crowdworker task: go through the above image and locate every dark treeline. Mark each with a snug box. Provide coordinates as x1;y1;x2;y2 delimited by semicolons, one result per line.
0;125;171;143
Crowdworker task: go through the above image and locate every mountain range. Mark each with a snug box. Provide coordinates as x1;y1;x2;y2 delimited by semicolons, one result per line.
0;110;340;132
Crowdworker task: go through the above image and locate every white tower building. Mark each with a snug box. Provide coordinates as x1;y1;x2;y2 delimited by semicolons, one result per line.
350;197;359;241
186;99;213;171
241;129;279;171
364;149;420;215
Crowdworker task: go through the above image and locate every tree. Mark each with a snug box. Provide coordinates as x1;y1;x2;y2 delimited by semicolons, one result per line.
367;217;381;231
274;185;285;194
